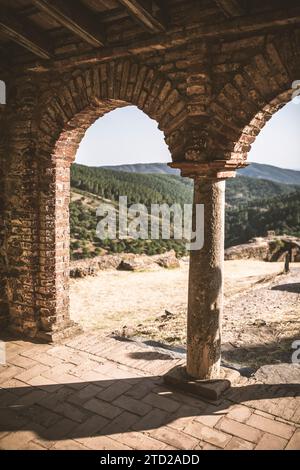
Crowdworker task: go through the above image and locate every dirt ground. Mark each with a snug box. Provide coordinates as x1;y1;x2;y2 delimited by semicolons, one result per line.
70;260;300;370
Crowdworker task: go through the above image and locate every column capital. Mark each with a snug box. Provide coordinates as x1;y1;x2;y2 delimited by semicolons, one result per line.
168;160;248;180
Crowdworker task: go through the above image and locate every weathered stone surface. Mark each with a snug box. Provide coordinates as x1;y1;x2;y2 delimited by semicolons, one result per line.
118;256;159;273
153;251;180;269
254;364;300;386
186;179;225;379
69;251;180;277
225;236;300;262
225;239;270;261
164;365;231;401
70;255;121;278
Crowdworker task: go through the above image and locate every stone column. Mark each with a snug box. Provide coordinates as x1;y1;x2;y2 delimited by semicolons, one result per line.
168;160;238;384
187;177;225;380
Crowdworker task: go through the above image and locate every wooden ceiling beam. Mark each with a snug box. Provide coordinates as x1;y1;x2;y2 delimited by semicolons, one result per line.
214;0;244;18
0;8;51;59
33;0;105;47
118;0;165;33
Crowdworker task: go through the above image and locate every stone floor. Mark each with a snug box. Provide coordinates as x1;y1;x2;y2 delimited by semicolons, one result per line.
0;332;300;450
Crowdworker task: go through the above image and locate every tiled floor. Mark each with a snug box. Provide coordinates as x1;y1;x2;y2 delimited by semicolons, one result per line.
0;332;299;450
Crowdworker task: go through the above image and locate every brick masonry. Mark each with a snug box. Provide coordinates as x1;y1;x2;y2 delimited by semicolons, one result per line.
1;3;300;340
0;334;299;450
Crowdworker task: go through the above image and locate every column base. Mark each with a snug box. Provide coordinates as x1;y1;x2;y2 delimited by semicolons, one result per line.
35;321;83;343
164;365;240;401
7;321;82;344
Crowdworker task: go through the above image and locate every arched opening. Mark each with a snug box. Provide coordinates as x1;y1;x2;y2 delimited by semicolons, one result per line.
32;61;186;342
223;98;300;372
69;106;191;337
75;106;171;167
248;101;300;170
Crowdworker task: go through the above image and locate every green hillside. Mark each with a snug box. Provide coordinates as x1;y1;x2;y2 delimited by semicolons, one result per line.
70;164;300;259
226;191;300;247
71;164;193;207
226;176;298;206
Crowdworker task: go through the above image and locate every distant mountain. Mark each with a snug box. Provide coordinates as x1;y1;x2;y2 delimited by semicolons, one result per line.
70;163;300;258
240;163;300;185
103;163;179;175
102;162;300;185
72;164;297;208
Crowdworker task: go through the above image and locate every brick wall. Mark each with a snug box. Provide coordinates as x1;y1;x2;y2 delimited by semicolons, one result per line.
0;105;8;328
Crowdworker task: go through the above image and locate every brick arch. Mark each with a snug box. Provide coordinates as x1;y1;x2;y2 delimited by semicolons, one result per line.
232;89;295;162
209;40;300;165
38;59;187;165
33;59;187;341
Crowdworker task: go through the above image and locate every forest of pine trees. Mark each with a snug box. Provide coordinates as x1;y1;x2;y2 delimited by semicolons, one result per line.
70;164;300;259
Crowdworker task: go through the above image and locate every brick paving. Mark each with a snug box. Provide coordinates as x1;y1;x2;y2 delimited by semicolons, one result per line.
0;333;299;450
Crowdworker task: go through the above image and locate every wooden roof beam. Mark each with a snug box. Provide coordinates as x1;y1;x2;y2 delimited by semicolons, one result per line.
214;0;244;18
118;0;165;33
33;0;105;48
0;8;51;59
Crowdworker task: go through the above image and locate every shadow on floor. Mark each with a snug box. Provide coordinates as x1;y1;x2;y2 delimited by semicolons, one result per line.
271;283;300;293
222;333;300;370
0;331;50;345
127;351;172;361
0;376;299;442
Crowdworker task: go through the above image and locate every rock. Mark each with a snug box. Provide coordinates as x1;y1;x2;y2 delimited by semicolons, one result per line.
71;251;180;277
225;240;269;261
97;255;123;270
225;235;300;262
253;319;267;327
70;255;123;278
118;256;158;272
154;250;180;269
70;260;99;278
254;364;300;385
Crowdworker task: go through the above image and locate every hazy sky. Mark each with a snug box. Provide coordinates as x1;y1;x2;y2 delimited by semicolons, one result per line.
76;102;300;170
